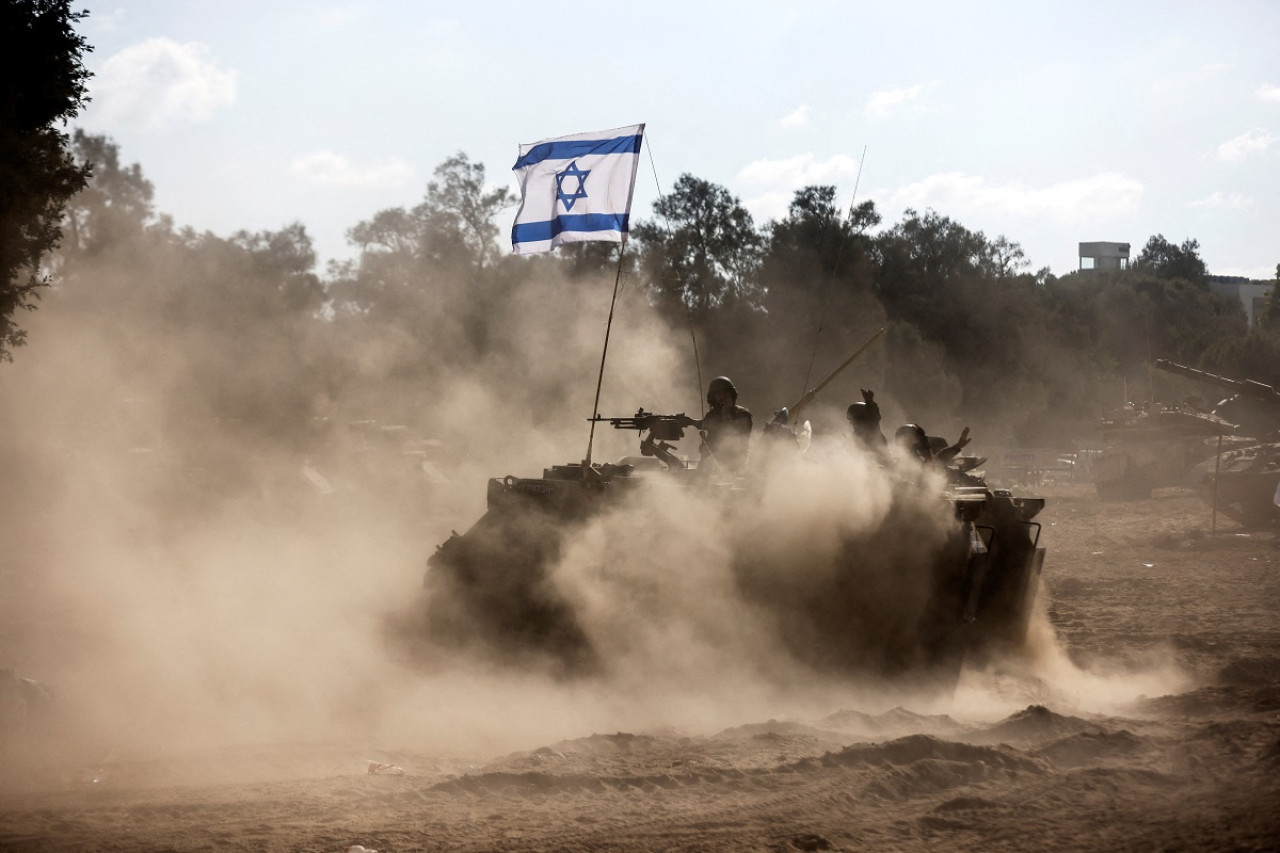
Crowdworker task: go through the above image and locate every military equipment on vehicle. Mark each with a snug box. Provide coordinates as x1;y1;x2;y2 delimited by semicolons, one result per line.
1092;401;1236;500
1153;359;1280;526
418;411;1047;689
1153;360;1280;437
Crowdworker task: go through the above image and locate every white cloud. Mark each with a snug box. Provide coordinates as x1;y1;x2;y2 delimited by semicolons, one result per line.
91;38;236;129
1216;129;1274;162
1257;83;1280;103
864;84;926;119
1189;191;1252;211
737;152;862;188
884;172;1143;222
289;150;414;189
735;153;865;223
780;106;811;128
741;190;796;224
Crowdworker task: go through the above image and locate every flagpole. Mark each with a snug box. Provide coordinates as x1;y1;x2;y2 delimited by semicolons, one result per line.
584;242;628;471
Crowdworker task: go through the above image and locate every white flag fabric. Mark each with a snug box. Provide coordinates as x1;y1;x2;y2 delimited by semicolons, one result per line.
510;123;645;255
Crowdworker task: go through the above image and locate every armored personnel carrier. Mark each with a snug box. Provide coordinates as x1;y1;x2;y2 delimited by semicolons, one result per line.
1154;360;1280;526
1092;401;1236;500
417;412;1046;688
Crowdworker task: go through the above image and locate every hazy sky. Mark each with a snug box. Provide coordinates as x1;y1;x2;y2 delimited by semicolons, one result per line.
73;0;1279;279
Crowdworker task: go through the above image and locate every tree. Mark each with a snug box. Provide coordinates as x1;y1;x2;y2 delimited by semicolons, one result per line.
764;188;878;280
412;152;513;271
230;222;324;315
1131;234;1208;286
1261;263;1280;332
871;208;988;331
755;189;884;397
329;152;522;374
0;0;92;360
632;174;764;319
63;130;155;255
338;152;513;316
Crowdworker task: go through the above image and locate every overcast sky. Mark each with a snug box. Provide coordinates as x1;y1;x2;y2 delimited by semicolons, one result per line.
73;0;1279;279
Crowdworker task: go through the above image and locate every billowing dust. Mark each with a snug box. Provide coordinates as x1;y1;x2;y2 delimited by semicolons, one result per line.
0;267;1184;780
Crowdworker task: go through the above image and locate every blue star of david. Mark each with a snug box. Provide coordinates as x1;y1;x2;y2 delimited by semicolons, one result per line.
555;161;591;211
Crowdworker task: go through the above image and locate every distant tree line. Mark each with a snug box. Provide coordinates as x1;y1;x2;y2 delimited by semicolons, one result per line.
9;130;1280;457
4;0;1279;464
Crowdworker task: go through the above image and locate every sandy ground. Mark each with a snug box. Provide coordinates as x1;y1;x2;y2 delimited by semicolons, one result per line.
1;483;1278;852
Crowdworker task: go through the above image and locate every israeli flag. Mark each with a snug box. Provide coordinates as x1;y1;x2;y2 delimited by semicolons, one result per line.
511;123;645;255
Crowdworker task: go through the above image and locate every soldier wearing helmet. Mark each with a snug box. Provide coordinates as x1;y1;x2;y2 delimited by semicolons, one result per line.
847;388;888;459
681;376;753;474
895;422;971;465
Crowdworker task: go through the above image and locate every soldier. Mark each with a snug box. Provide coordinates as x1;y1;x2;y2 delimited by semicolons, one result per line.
681;376;753;474
847;388;889;459
894;423;971;465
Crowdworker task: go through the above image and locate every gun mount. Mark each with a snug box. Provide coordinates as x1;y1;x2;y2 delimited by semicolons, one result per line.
591;409;692;470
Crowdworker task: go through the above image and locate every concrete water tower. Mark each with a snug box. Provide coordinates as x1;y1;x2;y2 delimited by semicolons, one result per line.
1079;241;1130;271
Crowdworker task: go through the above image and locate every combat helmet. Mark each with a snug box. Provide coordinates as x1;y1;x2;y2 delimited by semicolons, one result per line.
707;376;738;401
847;401;876;423
895;423;930;457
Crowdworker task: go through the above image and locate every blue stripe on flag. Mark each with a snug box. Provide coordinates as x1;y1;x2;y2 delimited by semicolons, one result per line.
512;213;631;244
512;133;643;170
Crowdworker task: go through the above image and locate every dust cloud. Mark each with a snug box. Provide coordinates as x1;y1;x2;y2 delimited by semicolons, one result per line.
0;263;1185;783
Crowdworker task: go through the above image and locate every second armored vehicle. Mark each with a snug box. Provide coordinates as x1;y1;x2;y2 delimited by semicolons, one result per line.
1155;359;1280;526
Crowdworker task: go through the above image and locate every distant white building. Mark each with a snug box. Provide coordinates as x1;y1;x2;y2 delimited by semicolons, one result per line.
1209;276;1275;327
1079;241;1130;271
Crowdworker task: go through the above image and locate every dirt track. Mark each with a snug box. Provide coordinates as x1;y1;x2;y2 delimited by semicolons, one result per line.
1;485;1278;852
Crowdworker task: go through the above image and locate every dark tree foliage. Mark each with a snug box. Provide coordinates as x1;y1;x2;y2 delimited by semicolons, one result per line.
752;189;884;409
1132;234;1208;286
35;135;1278;455
340;153;510;295
761;190;878;295
415;152;513;272
228;223;326;315
632;174;764;320
555;241;625;280
0;0;92;360
64;130;155;256
333;153;518;372
1261;263;1280;333
872;208;989;330
867;209;1079;438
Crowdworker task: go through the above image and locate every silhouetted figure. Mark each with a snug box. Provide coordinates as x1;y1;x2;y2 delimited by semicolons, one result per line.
847;388;889;461
895;423;971;465
681;375;753;474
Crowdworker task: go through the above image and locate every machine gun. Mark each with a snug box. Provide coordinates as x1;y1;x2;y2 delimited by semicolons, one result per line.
590;409;691;469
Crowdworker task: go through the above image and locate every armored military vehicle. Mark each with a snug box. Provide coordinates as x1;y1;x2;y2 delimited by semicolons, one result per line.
1092;401;1237;500
417;411;1046;688
1154;359;1280;526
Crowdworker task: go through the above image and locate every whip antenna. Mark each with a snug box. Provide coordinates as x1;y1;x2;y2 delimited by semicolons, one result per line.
647;137;705;414
798;145;868;401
